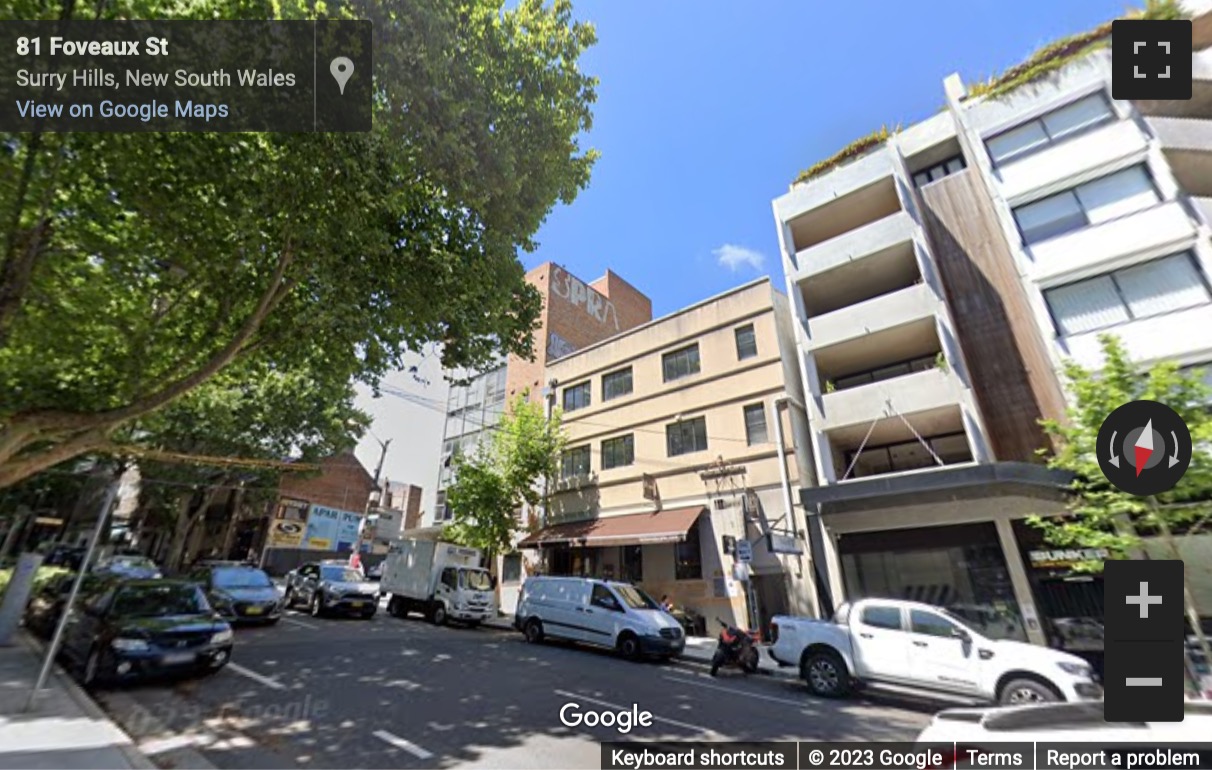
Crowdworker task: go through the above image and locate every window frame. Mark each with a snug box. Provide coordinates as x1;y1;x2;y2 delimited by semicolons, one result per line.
859;604;904;631
1043;251;1212;337
600;434;635;470
674;520;703;580
734;324;758;361
661;344;702;383
562;381;591;412
559;445;592;480
911;153;967;188
602;367;634;402
910;609;963;639
986;91;1116;167
743;403;769;446
666;416;708;457
1012;164;1160;246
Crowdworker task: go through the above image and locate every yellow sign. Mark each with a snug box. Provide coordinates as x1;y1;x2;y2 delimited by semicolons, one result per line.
266;519;305;548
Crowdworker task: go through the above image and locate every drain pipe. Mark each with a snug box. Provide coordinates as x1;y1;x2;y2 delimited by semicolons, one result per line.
772;397;796;525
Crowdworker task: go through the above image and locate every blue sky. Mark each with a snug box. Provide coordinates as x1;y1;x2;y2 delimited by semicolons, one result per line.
525;0;1127;317
362;0;1131;504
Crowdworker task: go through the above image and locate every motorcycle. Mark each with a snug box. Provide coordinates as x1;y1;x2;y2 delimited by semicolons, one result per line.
710;617;760;676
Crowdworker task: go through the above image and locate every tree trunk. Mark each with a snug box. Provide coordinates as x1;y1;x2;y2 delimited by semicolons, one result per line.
166;481;226;574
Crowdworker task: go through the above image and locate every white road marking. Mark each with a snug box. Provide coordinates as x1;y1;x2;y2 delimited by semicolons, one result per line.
372;729;434;759
663;674;809;707
139;732;216;755
283;616;320;630
553;689;720;737
227;662;287;690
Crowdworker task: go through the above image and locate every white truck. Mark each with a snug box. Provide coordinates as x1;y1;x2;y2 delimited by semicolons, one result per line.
769;598;1103;705
381;538;497;626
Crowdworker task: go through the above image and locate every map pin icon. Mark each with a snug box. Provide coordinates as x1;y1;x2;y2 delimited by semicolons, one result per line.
330;57;354;95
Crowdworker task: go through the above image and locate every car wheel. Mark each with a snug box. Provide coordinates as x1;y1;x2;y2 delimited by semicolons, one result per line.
310;592;324;618
387;596;405;618
430;604;447;626
618;633;641;661
465;620;481;629
1000;677;1061;705
524;619;544;644
362;610;376;620
710;648;724;677
803;650;850;698
283;587;295;607
742;647;760;674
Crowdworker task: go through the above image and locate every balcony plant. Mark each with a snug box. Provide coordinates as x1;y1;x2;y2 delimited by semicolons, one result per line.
935;352;949;373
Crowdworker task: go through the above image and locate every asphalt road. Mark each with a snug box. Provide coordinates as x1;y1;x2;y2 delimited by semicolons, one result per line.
93;603;934;769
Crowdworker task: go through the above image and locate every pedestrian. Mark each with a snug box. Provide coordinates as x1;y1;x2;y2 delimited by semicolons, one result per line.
660;594;674;612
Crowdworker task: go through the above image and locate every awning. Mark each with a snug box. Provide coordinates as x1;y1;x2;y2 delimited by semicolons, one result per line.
517;506;705;549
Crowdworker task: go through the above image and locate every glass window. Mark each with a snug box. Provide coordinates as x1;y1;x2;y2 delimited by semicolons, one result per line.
620;545;642;583
110;584;208;618
735;325;758;360
911;154;966;188
320;566;363;583
987;120;1050;165
562;382;591;412
560;445;591;479
1075;166;1158;225
860;605;903;630
743;403;768;445
662;344;701;382
502;554;522;583
615;583;657;609
666;417;708;457
1014;191;1085;244
1045;275;1129;335
911;609;961;638
591;584;621;610
602;367;633;401
213;567;272;589
440;568;457;590
945;157;965;174
1041;93;1114;142
675;520;703;580
601;434;634;470
912;171;931;187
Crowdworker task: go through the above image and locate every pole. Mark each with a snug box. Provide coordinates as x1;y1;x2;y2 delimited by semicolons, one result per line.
540;379;557;531
25;473;121;712
372;439;391;486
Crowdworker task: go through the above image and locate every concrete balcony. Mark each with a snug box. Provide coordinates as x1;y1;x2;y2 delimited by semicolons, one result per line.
819;368;963;433
792;210;915;282
806;282;937;351
1195;197;1212;227
1029;201;1198;287
776;147;896;226
996;120;1149;206
1135;47;1212;120
1149;115;1212;197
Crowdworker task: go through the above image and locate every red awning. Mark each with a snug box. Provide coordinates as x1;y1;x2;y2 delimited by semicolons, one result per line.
517;507;705;548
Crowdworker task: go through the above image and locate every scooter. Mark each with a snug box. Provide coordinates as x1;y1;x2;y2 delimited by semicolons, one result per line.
710;617;760;676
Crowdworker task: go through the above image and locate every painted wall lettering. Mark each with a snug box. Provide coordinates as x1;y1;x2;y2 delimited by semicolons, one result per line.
550;265;620;330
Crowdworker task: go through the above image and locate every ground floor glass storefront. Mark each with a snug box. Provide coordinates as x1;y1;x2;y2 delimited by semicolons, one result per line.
838;522;1029;642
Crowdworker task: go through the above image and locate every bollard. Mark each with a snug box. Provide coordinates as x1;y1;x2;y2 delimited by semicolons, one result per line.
0;551;45;645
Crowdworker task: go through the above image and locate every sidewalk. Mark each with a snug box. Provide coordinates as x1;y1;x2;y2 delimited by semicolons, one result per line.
0;635;154;770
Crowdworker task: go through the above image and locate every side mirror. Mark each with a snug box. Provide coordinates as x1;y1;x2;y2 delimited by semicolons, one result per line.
953;628;971;642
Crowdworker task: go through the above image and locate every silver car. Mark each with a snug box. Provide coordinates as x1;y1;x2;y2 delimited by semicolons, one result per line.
283;562;379;619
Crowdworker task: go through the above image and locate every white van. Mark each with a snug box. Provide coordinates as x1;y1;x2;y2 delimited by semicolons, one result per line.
514;576;685;661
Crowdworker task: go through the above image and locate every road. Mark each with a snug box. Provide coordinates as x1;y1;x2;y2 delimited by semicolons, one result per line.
94;604;934;769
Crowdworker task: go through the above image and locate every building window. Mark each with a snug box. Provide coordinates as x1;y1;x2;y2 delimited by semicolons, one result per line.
911;154;966;188
859;605;904;631
1013;165;1159;244
620;545;642;583
1044;252;1210;336
844;432;973;478
602;367;633;401
502;554;522;583
666;417;708;457
743;404;769;445
560;445;591;479
986;92;1115;166
735;325;758;360
662;344;701;382
833;354;937;391
675;520;703;580
562;381;591;412
601;435;635;470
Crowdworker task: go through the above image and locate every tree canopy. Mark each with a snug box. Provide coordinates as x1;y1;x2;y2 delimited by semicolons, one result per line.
445;394;565;559
0;0;598;488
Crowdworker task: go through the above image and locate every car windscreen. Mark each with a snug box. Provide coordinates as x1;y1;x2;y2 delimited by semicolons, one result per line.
614;584;658;610
320;566;363;583
109;584;209;618
114;556;155;567
212;567;272;589
462;570;492;591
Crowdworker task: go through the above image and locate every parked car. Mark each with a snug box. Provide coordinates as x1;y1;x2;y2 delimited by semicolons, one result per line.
282;561;379;619
769;599;1103;705
187;563;281;624
23;573;115;639
94;554;162;580
514;576;685;661
36;542;87;570
916;700;1210;757
59;579;233;688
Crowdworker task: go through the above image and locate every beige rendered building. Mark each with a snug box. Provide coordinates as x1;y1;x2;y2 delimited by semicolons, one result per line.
518;278;819;633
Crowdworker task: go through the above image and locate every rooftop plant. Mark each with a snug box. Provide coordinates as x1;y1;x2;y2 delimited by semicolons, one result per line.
966;0;1187;100
792;123;899;186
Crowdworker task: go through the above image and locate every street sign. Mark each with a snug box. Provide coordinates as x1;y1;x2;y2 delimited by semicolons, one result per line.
721;534;736;555
735;539;752;563
767;532;803;555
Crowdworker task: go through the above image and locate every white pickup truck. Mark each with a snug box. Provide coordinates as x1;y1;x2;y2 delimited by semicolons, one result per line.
769;599;1102;705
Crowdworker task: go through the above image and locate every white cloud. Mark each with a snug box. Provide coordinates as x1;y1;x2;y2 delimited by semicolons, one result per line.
714;243;766;273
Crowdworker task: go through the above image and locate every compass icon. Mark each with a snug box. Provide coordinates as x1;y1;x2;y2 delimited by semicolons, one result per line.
1097;400;1192;496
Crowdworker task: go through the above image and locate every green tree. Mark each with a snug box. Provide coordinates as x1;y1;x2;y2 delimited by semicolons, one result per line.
0;0;598;488
127;356;369;572
445;394;565;561
1033;334;1212;680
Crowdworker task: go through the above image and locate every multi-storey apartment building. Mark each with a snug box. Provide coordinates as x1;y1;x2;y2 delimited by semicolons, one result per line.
431;263;652;524
518;279;817;632
772;1;1212;658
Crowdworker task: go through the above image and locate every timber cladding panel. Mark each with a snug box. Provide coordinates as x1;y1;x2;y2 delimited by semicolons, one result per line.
918;169;1067;462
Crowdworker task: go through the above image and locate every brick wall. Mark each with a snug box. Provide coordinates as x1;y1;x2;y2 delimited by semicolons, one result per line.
277;451;376;513
506;262;653;405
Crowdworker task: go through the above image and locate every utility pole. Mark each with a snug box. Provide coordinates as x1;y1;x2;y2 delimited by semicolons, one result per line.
372;438;391;486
